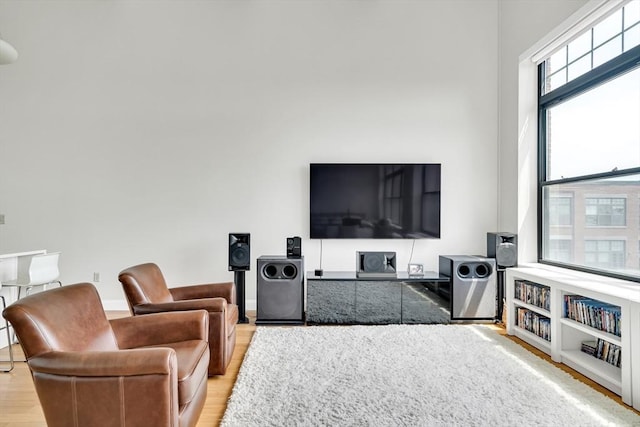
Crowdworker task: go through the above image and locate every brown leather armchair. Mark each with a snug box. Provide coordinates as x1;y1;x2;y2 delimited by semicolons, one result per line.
2;282;209;427
118;263;238;376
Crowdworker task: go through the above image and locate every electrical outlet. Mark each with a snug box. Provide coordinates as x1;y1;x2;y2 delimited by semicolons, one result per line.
93;272;100;282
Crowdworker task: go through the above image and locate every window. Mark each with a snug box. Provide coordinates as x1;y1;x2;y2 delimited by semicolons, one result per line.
549;238;573;263
542;1;640;95
539;1;640;281
548;196;573;226
585;197;626;226
584;240;626;269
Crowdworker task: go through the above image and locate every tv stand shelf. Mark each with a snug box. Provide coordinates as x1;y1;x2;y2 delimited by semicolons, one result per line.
306;271;450;325
505;264;640;410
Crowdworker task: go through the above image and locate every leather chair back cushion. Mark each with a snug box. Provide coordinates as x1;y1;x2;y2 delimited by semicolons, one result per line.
3;283;119;358
118;263;174;305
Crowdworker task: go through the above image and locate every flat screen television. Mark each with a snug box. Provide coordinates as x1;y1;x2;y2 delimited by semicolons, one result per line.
310;163;441;239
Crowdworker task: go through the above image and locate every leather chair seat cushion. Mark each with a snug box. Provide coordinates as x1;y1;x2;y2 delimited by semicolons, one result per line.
144;340;209;407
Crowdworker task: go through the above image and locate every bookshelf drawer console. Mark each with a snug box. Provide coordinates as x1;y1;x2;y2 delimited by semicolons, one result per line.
505;265;640;410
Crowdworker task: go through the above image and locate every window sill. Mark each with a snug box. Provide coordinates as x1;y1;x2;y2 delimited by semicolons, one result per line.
514;263;640;302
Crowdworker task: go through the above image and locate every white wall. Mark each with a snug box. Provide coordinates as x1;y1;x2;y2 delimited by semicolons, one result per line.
0;0;583;308
496;0;588;261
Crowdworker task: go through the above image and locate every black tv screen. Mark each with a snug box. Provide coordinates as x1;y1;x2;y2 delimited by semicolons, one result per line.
310;163;441;239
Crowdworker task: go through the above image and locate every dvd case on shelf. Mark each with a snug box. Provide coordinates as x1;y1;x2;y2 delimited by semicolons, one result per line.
515;280;550;311
564;295;621;337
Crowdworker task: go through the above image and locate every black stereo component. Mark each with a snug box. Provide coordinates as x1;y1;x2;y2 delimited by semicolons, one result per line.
439;255;497;321
256;256;305;325
228;233;251;271
356;251;397;278
487;232;517;268
286;236;302;258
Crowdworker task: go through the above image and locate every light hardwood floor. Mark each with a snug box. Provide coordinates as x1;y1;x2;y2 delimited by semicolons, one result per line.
0;314;637;426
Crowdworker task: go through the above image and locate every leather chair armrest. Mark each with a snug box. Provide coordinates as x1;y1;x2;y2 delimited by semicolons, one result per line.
110;310;209;348
170;282;235;304
28;348;175;377
132;298;227;315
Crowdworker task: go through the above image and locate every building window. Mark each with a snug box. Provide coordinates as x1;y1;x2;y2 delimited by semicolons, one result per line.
548;196;573;226
539;1;640;281
549;238;573;263
584;240;626;269
585;197;626;226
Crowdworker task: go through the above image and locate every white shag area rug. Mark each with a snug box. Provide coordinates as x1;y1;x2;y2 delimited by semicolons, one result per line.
221;325;640;426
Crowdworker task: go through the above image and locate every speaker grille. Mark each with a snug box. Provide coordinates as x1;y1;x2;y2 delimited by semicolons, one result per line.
363;253;385;272
231;245;249;264
229;233;250;271
286;236;302;258
496;243;517;267
487;232;517;268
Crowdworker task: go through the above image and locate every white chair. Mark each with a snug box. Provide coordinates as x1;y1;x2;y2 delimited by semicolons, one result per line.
4;252;62;300
0;281;14;372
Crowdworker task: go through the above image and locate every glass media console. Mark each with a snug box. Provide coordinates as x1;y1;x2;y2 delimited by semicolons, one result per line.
306;271;451;325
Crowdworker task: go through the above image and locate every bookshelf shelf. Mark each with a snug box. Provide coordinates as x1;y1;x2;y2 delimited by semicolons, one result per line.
561;349;622;394
559;318;621;345
513;299;550;317
513;325;552;353
505;264;640;410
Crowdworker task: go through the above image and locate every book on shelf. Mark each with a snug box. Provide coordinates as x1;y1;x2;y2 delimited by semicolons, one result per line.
580;338;620;367
580;340;597;356
514;280;550;311
564;295;621;337
595;338;621;368
515;307;551;341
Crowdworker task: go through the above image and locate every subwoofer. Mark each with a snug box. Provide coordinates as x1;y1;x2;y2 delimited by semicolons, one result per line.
487;232;517;268
256;256;304;324
228;233;250;271
439;255;497;320
356;251;397;278
286;236;302;258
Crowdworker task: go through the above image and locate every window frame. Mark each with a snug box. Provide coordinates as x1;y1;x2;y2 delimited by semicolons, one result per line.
537;43;640;282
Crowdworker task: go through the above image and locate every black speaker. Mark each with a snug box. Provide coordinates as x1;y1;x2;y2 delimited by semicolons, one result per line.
439;255;497;320
356;251;397;278
487;232;517;268
228;233;250;271
256;256;304;325
286;236;302;258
